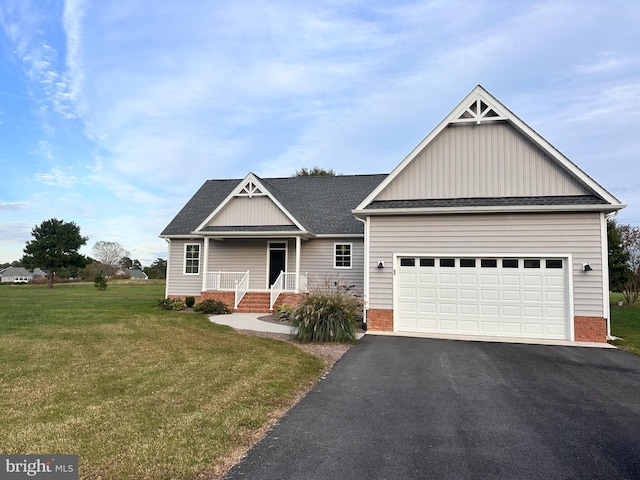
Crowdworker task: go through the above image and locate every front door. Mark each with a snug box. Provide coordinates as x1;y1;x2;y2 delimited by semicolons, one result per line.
268;242;287;286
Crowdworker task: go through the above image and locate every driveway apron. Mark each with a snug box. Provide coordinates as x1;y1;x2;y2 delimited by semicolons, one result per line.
226;336;640;480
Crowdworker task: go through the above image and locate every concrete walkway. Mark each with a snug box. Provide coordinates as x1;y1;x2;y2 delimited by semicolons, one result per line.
209;313;297;334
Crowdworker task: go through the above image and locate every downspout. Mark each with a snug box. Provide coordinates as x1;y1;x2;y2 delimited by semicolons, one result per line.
602;212;613;339
355;215;369;331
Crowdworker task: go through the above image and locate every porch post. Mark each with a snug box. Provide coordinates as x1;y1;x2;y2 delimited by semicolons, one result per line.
201;237;209;292
295;236;301;292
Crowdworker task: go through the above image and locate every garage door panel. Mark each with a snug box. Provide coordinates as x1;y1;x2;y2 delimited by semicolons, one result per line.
501;290;520;301
396;255;569;340
460;304;478;315
480;274;499;285
459;274;477;285
481;289;499;301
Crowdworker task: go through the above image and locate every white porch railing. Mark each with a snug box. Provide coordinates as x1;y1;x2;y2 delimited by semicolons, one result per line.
206;271;249;291
270;272;308;310
234;271;250;310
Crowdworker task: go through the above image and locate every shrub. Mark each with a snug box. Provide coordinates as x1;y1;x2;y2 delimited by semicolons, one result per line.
185;296;196;308
94;272;107;291
290;277;362;343
277;304;292;322
194;299;230;315
157;297;186;311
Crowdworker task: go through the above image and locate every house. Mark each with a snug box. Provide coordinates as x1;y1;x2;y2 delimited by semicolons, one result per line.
125;268;149;280
0;267;32;283
161;85;624;343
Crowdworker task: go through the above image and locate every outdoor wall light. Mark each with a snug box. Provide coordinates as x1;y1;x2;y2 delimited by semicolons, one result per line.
583;263;593;272
377;261;385;269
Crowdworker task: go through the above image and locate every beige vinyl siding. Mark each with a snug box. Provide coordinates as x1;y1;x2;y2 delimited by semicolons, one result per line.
166;239;203;296
368;212;604;317
207;196;294;227
376;122;590;201
301;239;365;293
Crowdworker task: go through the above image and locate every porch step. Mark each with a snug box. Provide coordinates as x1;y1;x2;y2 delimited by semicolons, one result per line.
236;292;272;313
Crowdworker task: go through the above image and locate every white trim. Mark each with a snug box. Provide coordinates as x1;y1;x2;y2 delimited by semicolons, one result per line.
295;236;301;291
600;213;612;338
164;239;171;298
194;172;308;233
333;242;353;269
267;241;288;289
354;203;624;217
183;242;202;275
355;85;623;212
392;252;574;341
201;238;209;292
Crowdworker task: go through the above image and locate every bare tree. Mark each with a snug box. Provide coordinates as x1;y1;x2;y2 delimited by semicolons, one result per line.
92;241;130;276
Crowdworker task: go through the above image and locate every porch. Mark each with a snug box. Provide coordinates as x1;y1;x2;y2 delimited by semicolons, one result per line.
202;271;308;313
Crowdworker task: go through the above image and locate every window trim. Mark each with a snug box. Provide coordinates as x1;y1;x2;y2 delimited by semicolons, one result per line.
184;243;201;275
334;242;353;269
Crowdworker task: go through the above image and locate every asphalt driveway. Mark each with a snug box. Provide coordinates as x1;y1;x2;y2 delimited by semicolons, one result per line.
226;336;640;480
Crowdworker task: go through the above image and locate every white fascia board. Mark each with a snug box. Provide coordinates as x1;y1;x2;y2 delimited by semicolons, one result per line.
159;234;204;239
353;203;626;217
193;172;307;233
195;230;313;239
355;85;624;211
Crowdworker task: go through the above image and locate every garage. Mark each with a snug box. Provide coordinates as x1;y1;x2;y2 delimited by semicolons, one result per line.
396;256;570;340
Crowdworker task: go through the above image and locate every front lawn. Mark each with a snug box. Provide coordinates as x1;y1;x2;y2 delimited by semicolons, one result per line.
610;292;640;355
0;282;322;479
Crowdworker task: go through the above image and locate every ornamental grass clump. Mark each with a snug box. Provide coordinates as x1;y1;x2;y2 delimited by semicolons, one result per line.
291;278;362;343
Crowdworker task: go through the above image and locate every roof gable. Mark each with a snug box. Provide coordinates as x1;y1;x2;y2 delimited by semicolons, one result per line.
194;173;305;233
355;85;623;213
160;174;387;237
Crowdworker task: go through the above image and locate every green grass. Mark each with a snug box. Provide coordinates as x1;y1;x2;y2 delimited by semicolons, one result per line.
610;292;640;355
0;282;323;479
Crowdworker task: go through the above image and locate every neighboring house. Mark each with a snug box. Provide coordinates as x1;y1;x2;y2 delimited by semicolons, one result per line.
126;268;149;280
161;85;624;343
0;267;33;283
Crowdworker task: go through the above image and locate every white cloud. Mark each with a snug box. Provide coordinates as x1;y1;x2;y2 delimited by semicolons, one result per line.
34;168;79;188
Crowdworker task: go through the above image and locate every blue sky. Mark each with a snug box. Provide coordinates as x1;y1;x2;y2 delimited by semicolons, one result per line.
1;0;639;265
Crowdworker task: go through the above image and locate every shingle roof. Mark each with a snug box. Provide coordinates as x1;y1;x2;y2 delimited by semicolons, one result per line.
160;174;388;237
365;195;609;210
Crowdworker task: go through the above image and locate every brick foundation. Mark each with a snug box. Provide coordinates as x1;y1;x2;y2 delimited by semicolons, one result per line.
366;309;394;331
574;316;607;343
273;293;302;311
198;291;236;311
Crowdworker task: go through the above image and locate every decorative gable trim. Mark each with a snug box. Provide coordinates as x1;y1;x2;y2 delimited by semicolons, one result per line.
193;172;308;233
354;85;623;213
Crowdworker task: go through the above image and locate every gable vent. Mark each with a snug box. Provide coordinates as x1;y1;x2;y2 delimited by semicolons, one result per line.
236;180;264;198
452;98;505;125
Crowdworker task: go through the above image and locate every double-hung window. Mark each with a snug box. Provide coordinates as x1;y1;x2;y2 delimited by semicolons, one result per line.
334;243;352;269
185;243;200;274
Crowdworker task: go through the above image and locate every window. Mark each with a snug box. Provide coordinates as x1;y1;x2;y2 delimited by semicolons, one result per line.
185;244;200;274
546;259;563;269
400;258;416;267
524;259;541;269
460;258;476;268
481;259;497;268
335;243;352;268
502;259;518;268
440;258;455;267
420;258;435;267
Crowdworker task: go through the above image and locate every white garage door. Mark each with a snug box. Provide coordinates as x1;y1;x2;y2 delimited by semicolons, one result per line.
396;256;569;340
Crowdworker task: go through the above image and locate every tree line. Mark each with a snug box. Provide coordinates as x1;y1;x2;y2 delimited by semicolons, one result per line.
3;219;166;288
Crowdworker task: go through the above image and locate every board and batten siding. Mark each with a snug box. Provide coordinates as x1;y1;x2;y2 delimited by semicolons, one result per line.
206;196;294;227
166;239;204;296
376;122;590;201
300;238;365;293
367;212;604;318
